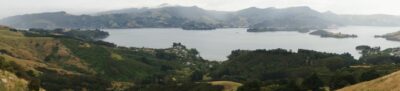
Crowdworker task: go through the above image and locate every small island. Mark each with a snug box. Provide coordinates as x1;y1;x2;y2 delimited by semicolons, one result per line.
247;27;311;33
375;31;400;41
309;30;357;38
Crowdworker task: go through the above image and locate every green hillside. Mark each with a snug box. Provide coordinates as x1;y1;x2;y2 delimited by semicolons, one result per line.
0;28;221;91
1;27;400;91
338;70;400;91
210;49;400;91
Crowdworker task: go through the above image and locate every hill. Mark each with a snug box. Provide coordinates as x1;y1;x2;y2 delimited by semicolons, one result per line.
338;70;400;91
0;6;226;29
0;27;222;90
337;46;400;91
210;48;400;91
3;6;400;30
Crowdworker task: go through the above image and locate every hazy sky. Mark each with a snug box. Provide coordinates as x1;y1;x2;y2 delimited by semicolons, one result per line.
1;0;400;18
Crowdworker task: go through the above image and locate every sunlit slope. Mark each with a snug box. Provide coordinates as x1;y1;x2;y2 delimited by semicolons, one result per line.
0;27;216;90
0;70;29;91
0;28;102;90
338;70;400;91
0;28;88;72
0;28;62;61
210;81;242;91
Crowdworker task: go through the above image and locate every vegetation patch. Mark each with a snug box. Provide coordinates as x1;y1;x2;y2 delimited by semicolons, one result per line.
111;52;123;61
209;81;243;91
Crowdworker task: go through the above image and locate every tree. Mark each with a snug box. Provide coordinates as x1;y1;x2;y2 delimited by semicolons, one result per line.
0;57;14;71
303;73;324;91
28;78;41;91
238;81;261;91
0;56;4;61
189;49;199;55
190;70;203;81
360;70;380;81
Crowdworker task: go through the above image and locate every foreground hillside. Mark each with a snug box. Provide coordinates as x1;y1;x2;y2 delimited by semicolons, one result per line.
0;27;224;91
0;70;30;91
338;70;400;91
1;26;400;91
212;48;400;91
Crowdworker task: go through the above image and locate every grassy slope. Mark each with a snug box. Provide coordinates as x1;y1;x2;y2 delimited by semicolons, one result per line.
210;81;242;91
0;28;113;90
59;38;158;81
0;29;58;61
338;70;400;91
0;28;92;74
0;28;217;90
0;28;156;81
0;70;29;91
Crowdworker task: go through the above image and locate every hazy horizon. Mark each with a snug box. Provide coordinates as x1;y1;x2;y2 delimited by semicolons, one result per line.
2;0;400;18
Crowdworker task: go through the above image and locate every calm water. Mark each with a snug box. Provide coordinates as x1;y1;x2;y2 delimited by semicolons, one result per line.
103;26;400;61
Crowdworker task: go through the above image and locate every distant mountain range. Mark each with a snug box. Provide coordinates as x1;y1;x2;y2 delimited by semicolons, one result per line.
2;6;400;29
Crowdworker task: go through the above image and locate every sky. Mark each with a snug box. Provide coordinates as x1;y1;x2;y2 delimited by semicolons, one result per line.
1;0;400;18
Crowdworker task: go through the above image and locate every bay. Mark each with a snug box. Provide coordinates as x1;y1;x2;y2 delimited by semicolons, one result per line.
103;26;400;61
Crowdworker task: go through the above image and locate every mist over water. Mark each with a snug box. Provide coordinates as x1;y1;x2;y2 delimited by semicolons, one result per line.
103;26;400;61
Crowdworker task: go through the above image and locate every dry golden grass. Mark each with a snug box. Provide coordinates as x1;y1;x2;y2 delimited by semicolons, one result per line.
0;70;29;91
0;29;58;61
1;55;46;71
209;81;243;91
109;81;134;91
350;65;371;68
0;29;93;75
338;70;400;91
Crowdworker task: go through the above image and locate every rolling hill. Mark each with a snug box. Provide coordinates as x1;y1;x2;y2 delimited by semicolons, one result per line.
0;27;222;90
338;70;400;91
3;6;400;30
